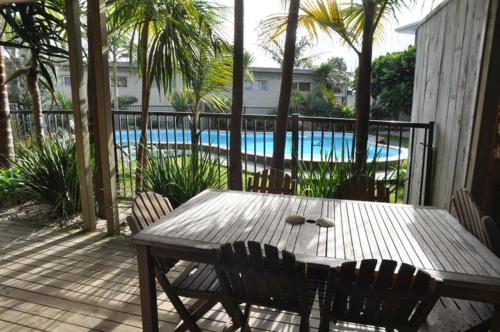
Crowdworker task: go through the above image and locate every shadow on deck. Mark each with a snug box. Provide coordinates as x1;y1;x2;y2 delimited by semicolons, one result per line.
0;220;484;331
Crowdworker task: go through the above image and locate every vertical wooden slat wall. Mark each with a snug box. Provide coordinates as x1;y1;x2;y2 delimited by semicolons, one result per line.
409;0;492;208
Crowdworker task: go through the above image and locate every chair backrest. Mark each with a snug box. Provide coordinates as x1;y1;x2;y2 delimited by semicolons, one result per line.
336;175;390;202
246;168;296;195
130;192;173;234
451;189;493;249
320;259;439;332
482;216;500;257
215;241;307;313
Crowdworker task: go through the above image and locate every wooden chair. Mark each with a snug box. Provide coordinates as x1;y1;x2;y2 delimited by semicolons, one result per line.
215;241;315;331
131;192;173;233
129;193;234;332
319;259;440;332
451;189;500;256
246;168;296;195
335;175;390;202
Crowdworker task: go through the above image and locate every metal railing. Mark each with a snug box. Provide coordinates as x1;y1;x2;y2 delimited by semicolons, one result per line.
10;109;434;204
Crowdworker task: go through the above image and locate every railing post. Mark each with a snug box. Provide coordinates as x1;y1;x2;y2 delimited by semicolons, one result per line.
291;113;299;180
424;121;435;205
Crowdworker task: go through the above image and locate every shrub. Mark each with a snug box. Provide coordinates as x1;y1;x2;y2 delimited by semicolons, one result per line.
15;138;81;218
298;149;379;199
143;151;226;207
0;167;26;207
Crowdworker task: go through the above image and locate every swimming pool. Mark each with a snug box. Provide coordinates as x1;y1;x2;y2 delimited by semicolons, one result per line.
115;129;407;162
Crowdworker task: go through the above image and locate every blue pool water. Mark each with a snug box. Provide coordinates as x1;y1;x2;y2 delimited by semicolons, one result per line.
115;129;406;162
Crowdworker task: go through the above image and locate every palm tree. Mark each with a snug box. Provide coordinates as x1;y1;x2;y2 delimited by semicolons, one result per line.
0;44;14;168
229;0;244;190
0;1;67;144
260;36;316;69
262;0;412;172
110;0;225;192
271;0;300;171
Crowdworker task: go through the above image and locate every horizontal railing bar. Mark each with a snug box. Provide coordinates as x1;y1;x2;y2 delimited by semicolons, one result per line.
11;109;432;129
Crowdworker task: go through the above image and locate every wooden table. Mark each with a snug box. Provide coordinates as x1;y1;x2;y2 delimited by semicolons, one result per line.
132;190;500;331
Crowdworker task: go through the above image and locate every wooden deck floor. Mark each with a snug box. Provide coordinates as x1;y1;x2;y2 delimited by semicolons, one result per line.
0;220;488;331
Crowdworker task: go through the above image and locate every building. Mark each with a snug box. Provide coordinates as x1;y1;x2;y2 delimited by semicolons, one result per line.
55;62;354;110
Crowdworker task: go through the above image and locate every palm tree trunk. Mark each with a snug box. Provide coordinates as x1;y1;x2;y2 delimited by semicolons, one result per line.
271;0;300;171
0;45;14;168
27;60;44;144
354;0;376;173
88;41;106;218
135;21;151;193
191;100;201;174
228;0;244;190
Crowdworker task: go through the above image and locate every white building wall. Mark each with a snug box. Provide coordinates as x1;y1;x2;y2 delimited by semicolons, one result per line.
56;64;352;109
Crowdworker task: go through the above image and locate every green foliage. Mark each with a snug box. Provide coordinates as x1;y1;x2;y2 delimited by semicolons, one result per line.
260;36;316;69
298;150;379;199
14;138;81;218
0;1;68;95
170;90;195;111
54;91;73;110
116;95;138;109
371;45;416;119
0;167;26;206
143;151;226;207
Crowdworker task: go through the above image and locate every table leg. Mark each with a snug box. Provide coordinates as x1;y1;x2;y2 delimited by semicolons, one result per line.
491;305;500;331
137;244;159;332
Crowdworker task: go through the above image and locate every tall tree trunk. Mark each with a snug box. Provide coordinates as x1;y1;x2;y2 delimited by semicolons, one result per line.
135;21;151;193
0;45;14;168
27;59;44;144
354;0;376;173
88;40;105;218
271;0;300;171
112;53;120;111
191;99;201;175
229;0;244;190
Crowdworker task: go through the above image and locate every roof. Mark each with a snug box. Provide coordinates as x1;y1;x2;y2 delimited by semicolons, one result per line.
395;21;420;35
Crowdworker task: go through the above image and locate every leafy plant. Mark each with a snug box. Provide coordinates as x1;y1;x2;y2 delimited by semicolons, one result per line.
54;91;73;110
298;148;379;199
116;95;138;109
371;45;416;120
0;167;26;206
143;150;226;208
14;138;81;218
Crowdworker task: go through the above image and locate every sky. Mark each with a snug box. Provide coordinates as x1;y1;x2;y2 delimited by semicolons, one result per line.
213;0;444;71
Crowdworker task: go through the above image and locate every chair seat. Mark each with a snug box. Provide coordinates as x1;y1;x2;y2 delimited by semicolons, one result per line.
171;262;221;298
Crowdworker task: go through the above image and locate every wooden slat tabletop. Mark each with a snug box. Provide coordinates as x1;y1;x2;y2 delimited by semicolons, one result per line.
133;189;500;280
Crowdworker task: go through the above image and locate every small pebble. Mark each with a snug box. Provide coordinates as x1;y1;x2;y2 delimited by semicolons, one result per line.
286;214;305;225
316;217;335;228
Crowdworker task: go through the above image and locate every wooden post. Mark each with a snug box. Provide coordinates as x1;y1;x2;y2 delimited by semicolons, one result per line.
88;0;119;234
65;0;96;230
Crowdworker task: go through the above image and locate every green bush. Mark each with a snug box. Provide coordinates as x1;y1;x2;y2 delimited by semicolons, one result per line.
298;150;379;199
144;151;226;207
15;138;81;217
0;167;26;206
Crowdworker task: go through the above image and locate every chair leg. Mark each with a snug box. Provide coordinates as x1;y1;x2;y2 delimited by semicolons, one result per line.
318;318;329;332
299;315;310;332
241;304;252;332
220;299;246;331
155;271;202;332
175;299;218;332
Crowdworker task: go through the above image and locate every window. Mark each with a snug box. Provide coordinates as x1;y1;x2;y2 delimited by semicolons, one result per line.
113;76;128;88
244;80;268;91
63;76;71;87
298;82;311;92
292;82;311;92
